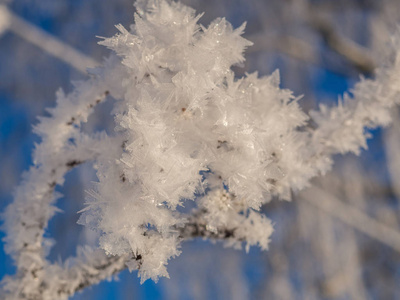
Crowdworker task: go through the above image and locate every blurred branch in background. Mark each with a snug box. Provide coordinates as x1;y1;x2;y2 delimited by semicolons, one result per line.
0;4;98;73
300;185;400;252
308;13;375;75
385;107;400;199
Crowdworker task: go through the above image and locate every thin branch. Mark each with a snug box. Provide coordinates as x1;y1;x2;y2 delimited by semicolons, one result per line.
68;217;241;295
300;185;400;252
0;5;10;36
1;84;112;299
384;107;400;199
308;13;376;75
0;5;98;73
248;0;376;76
56;252;132;298
178;219;239;241
5;212;244;299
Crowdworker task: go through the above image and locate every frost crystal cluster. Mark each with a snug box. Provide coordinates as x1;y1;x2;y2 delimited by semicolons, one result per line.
2;0;400;299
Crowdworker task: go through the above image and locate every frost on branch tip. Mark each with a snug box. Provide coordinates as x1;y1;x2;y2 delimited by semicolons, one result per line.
3;0;400;295
78;0;309;282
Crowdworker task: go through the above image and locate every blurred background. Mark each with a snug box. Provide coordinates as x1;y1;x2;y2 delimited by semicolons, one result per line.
1;0;400;299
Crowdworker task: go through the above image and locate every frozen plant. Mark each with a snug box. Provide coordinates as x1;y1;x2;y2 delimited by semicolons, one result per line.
2;0;400;299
